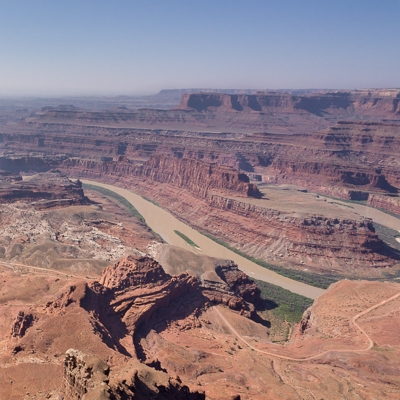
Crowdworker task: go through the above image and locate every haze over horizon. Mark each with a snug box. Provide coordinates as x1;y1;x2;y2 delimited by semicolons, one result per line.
0;0;399;97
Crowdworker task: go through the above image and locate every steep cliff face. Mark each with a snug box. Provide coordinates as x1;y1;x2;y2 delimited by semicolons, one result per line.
367;194;400;215
0;170;90;208
174;90;400;117
271;160;393;190
73;158;397;271
62;155;261;199
140;155;261;198
63;348;206;400
0;154;394;272
266;158;396;199
203;194;391;270
63;349;110;400
47;256;260;342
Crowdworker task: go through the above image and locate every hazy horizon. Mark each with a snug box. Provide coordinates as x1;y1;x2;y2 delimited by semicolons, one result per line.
2;87;400;101
1;1;399;97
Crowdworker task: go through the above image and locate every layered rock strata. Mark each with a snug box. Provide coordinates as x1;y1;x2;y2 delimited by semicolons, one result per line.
1;154;390;272
43;255;259;398
174;90;400;116
58;157;395;272
367;194;400;216
46;256;259;343
59;154;260;199
0;154;396;271
0;170;90;209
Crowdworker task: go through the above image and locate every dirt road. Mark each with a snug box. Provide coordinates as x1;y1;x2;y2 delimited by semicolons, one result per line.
213;289;400;361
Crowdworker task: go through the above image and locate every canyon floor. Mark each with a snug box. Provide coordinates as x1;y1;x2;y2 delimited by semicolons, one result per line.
0;90;400;399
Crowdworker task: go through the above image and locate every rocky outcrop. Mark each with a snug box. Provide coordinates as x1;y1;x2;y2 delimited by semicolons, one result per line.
0;170;90;208
10;311;36;338
63;349;205;400
61;155;261;199
214;260;261;304
297;308;314;335
367;194;400;215
63;349;111;400
0;170;22;182
271;159;395;192
46;256;260;399
140;155;261;198
47;256;260;343
193;194;392;270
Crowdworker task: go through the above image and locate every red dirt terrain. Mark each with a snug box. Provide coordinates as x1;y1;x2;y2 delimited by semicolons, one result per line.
0;89;399;399
1;254;399;399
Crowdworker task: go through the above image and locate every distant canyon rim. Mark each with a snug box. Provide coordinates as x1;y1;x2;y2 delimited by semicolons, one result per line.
0;88;399;399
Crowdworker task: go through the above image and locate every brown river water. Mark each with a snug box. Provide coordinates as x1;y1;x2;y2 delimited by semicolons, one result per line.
83;180;326;299
82;181;400;299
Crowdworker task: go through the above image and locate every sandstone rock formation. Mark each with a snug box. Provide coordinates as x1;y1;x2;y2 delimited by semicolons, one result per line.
0;170;90;209
139;155;261;198
63;348;205;400
1;114;400;208
0;153;394;274
0;180;160;275
1;245;400;399
174;90;400;117
58;156;397;273
58;155;260;199
9;255;259;398
367;194;400;215
63;349;110;400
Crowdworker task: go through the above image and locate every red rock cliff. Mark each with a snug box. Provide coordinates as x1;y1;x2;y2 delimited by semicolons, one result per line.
62;155;261;199
140;155;261;198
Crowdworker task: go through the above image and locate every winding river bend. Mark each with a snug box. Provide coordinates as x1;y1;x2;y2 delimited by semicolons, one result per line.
82;180;325;299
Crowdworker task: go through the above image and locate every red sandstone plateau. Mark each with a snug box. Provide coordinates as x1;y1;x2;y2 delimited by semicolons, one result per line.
10;153;395;277
0;89;400;399
1;90;399;210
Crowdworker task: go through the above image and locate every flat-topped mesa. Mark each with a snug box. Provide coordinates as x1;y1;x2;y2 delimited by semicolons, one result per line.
141;155;261;198
0;170;90;209
173;90;400;116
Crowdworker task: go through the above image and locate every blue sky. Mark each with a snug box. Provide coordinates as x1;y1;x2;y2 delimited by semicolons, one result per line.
0;0;399;96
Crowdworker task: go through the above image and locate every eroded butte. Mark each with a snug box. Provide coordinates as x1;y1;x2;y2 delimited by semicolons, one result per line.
0;89;399;399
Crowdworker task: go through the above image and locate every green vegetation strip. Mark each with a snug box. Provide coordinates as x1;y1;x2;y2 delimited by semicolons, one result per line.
318;194;368;205
372;222;400;251
200;232;340;289
83;183;165;242
330;201;354;209
254;278;313;324
320;194;400;220
83;183;145;222
174;230;200;248
141;195;161;207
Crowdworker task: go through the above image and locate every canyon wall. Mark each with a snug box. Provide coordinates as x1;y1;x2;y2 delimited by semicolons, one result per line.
0;170;90;208
0;154;394;273
56;156;396;273
367;194;400;215
61;155;261;199
1;115;399;205
174;90;400;117
139;155;260;198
